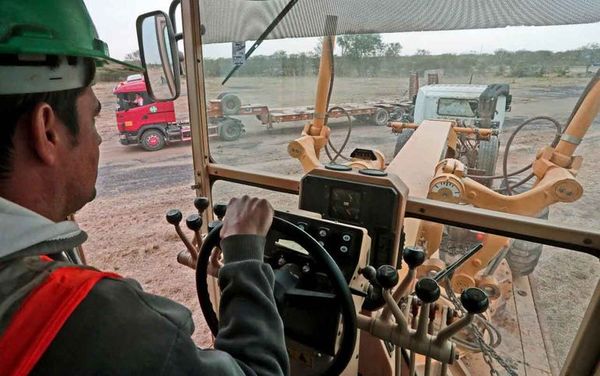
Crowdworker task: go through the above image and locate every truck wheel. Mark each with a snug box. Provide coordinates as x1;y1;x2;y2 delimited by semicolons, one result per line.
220;93;241;115
219;119;243;141
504;177;549;277
372;108;390;126
506;207;549;277
475;137;500;187
140;129;166;151
393;129;415;156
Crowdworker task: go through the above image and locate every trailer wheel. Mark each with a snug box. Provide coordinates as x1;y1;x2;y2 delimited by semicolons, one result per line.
219;119;243;141
372;108;389;126
220;93;241;115
140;129;166;151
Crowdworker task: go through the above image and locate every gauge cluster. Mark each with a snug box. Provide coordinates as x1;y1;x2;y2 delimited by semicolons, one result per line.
299;166;408;268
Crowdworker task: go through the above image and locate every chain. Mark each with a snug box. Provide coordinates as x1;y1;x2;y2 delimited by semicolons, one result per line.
444;279;518;376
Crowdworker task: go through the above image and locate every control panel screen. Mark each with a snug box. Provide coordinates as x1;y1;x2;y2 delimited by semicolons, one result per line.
329;187;362;223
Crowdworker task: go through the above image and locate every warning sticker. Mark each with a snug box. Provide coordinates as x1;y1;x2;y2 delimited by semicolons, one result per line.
232;42;246;66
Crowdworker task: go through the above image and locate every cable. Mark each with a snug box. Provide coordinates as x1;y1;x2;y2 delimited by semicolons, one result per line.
325;106;353;162
320;36;353;163
464;116;562;195
500;116;561;195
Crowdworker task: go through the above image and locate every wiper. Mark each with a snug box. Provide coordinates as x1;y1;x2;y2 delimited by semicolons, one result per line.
221;0;300;85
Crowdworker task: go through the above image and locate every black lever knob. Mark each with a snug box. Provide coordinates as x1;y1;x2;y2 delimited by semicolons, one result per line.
376;265;399;289
166;209;183;225
213;203;227;220
403;246;426;269
460;287;489;314
207;220;220;233
359;265;377;285
194;197;210;213
415;278;440;304
186;214;203;231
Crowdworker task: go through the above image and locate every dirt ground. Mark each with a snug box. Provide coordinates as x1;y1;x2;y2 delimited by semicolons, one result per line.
79;75;599;369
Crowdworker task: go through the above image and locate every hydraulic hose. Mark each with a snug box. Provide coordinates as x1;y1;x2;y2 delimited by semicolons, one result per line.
321;35;353;163
465;116;562;195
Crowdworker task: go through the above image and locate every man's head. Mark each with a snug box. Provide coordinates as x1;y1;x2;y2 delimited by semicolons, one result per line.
0;0;141;221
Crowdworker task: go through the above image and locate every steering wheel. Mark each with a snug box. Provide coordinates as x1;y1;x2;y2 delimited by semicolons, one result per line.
196;216;357;375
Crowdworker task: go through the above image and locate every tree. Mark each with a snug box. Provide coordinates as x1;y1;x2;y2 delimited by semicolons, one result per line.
124;50;140;62
385;42;402;57
415;49;430;56
579;43;600;74
337;34;384;76
337;34;384;59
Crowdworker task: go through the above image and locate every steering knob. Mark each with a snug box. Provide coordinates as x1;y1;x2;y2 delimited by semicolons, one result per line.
460;287;489;314
403;246;426;269
415;278;441;304
376;265;399;289
186;214;203;231
194;197;210;213
166;209;183;225
359;265;377;284
213;203;227;220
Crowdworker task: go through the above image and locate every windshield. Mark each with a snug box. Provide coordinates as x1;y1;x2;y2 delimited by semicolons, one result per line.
437;98;479;118
194;4;600;372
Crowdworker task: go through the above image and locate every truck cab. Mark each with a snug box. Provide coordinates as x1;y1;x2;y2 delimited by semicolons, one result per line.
413;84;510;130
113;74;179;151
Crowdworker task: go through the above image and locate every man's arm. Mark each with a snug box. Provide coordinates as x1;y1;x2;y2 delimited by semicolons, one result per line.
215;196;289;374
32;196;289;375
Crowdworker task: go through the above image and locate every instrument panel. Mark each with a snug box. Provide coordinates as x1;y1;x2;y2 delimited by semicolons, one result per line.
299;166;408;268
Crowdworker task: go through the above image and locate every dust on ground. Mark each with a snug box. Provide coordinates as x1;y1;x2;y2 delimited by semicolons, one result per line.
81;75;600;360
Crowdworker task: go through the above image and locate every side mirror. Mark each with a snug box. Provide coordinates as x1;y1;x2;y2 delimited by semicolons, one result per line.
136;11;180;101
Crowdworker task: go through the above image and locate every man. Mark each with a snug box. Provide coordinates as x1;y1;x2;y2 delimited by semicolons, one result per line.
0;1;288;374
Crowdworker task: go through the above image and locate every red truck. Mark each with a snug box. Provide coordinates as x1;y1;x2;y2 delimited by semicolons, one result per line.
113;74;192;151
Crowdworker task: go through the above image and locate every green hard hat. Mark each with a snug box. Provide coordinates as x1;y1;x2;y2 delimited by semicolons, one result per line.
0;0;142;94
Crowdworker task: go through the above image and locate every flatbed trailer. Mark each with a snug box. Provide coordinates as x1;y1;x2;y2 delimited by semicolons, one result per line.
208;95;412;131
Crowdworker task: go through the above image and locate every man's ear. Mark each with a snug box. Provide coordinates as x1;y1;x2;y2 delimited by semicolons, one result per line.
28;102;62;166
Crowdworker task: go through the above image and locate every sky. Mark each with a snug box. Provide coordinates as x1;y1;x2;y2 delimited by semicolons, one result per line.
85;0;600;61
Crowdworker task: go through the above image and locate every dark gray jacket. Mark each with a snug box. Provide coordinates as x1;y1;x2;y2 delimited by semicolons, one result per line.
0;197;289;375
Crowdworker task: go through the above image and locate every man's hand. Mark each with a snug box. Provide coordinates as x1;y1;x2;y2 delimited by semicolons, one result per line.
220;196;274;239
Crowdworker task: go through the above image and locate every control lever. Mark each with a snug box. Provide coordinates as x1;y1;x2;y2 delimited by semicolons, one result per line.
185;214;203;259
213;203;227;220
359;266;387;311
358;275;489;365
435;287;489;344
208;203;227;233
166;209;198;269
414;278;440;339
194;197;210;214
381;246;425;321
191;197;210;249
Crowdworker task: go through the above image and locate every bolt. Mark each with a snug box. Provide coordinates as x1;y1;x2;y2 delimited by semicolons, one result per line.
278;257;286;266
319;229;327;237
340;245;349;253
342;234;351;242
318;240;325;247
302;264;311;273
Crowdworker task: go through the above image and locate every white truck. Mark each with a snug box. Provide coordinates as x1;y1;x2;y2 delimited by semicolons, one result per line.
395;83;511;186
